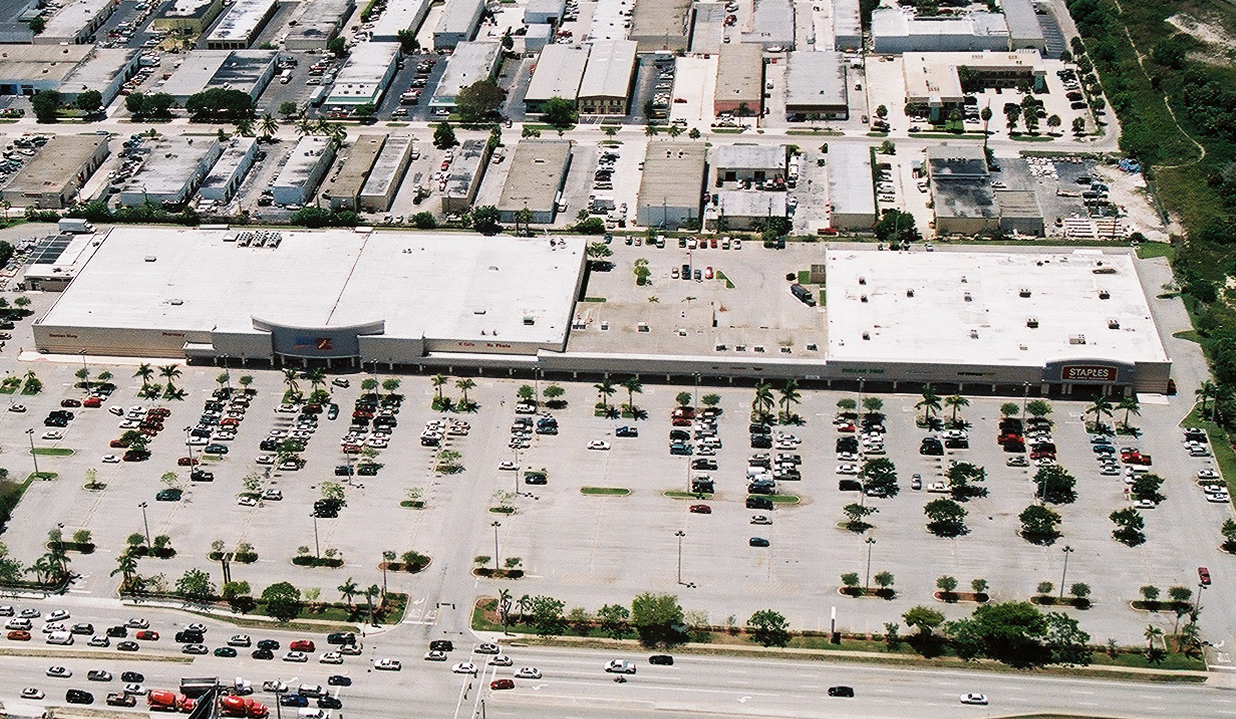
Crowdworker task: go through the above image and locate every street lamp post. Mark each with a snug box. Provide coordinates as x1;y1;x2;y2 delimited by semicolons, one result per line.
1196;582;1207;613
137;502;151;547
491;521;501;572
1059;545;1074;598
26;428;38;477
864;537;876;591
1021;381;1030;424
312;515;320;559
674;530;685;585
183;426;194;465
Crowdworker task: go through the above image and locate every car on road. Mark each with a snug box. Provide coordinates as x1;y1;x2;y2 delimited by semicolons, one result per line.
490;679;515;690
106;693;136;707
960;693;988;705
22;688;44;699
1199;567;1211;585
605;659;636;674
587;440;611;450
278;695;308;707
135;630;158;641
20;609;41;618
319;652;342;664
65;689;93;705
489;655;512;666
750;515;772;525
182;644;208;655
688;504;711;514
88;635;110;647
828;686;854;697
46;666;71;678
120;672;144;683
86;670;112;681
251;648;274;660
117;641;139;651
648;654;674;665
475;643;499;654
8;630;31;640
318;695;343;709
327;675;352;686
214;647;237;657
282;651;308;662
514;667;541;679
122;683;146;695
749;537;770;547
374;658;401;671
452;662;477;675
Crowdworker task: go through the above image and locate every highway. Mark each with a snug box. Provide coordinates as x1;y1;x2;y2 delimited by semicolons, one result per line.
0;596;1231;719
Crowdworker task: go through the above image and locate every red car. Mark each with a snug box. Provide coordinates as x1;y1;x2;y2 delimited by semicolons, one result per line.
83;397;101;408
689;504;712;514
219;417;240;427
1199;567;1211;586
7;630;31;641
177;457;199;466
61;398;82;407
135;630;159;641
490;679;514;690
110;439;130;448
302;404;322;414
149;408;171;418
289;640;315;652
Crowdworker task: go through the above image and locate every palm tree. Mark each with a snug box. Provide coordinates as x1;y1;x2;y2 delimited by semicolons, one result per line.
134;363;155;386
305;367;327;395
236;116;255;137
1196;381;1216;417
282;368;300;396
1144;624;1163;650
1087;395;1113;430
238;375;254;393
0;199;10;220
431;374;449;400
498;587;512;634
516;594;533;622
944;394;970;424
666;124;682;138
916;384;942;420
110;550;138;584
778;380;801;420
338;577;358;608
381;550;396;597
456;378;476;405
27;556;51;584
751;381;774;420
621;376;643;413
364;583;380;624
158;364;182;385
1117;396;1141;428
514;207;533;236
594;374;616;409
259;113;278;140
164;386;187;402
296;117;316;137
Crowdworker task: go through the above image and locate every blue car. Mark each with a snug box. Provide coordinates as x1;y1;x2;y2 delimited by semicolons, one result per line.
278;695;308;708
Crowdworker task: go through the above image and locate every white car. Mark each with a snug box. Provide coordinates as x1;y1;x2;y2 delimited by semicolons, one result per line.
8;404;26;413
187;436;208;446
237;496;257;507
41;623;66;634
319;652;343;664
960;693;988;705
102;454;121;463
228;634;251;647
48;610;69;622
498;461;517;471
374;658;402;671
1207;491;1231;503
605;659;636;674
21;688;43;699
1198;469;1220;480
836;464;859;475
46;666;71;678
282;651;308;662
1132;499;1157;509
41;431;63;440
488;655;513;666
587;440;611;451
125;618;149;628
256;455;275;465
451;662;478;675
123;683;147;695
119;420;140;429
514;667;541;679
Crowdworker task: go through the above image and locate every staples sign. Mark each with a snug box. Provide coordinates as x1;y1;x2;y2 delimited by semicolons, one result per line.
1061;365;1118;382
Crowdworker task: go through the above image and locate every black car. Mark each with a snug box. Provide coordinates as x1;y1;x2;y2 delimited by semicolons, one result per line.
944;438;969;449
334;465;354;476
257;639;280;650
749;537;770;547
669;442;693;455
615;426;638;437
279;695;309;707
120;672;144;683
117;641;139;651
746;496;773;510
327;404;339;420
107;626;128;638
838;479;862;492
429;639;454;652
66;689;94;705
827;686;855;697
318;696;343;709
175;630;204;643
190;470;214;482
327;674;352;686
155;488;182;501
327;632;356;646
691;479;715;494
251;648;274;660
357;464;379;476
214;647;238;657
260;439;279;452
648;655;674;665
692;459;717;470
750;435;772;449
524;473;547;485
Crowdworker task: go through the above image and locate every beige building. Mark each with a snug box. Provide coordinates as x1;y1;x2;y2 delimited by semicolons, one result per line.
714;43;763;116
321;135;386;211
0;134;109;208
637;142;707;229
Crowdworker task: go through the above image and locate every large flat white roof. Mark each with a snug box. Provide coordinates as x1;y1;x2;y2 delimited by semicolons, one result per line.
41;0;111;40
40;228;586;347
207;0;276;43
525;45;588;103
825;250;1168;367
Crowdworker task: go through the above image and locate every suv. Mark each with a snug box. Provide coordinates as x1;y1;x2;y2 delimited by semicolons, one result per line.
429;640;454;652
745;496;773;510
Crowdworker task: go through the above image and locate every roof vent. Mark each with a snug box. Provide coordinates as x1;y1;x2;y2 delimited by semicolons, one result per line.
970;330;979;339
860;295;867;303
169;299;183;306
963;292;971;302
1019;288;1031;298
906;288;914;297
524;316;535;326
862;332;870;340
1098;289;1110;299
144;256;157;262
858;276;866;285
1026;317;1038;328
1108;319;1120;329
1069;334;1087;345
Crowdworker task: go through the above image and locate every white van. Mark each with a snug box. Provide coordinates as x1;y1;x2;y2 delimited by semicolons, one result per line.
5;617;31;630
46;631;74;645
297;709;328;719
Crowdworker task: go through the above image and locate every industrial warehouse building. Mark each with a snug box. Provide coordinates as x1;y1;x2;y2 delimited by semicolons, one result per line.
116;136;223;207
1002;0;1047;52
272;136;336;206
34;228;588;364
434;0;486;51
524;45;588;112
198;137;257;203
58;48;143;107
285;0;356;51
370;0;430;43
785;50;848;120
36;0;116;45
205;0;278;49
743;0;795;50
629;0;691;52
325;41;401;108
442;139;491;214
690;2;726;55
430;41;501;109
360;135;415;213
153;0;226;34
637;142;707;229
320;134;386;211
872;8;1011;54
714;144;784;185
713;43;763;117
497;139;573;225
161;50;278;104
926;143;999;236
32;232;1171;396
577;39;637;115
0;134;109;208
0;44;93;96
832;0;862;51
525;0;566;25
826;143;876;231
902;50;1045;122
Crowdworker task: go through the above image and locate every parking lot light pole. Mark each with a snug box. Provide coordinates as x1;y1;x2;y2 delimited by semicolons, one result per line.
675;530;685;585
1021;381;1030;424
491;521;501;572
864;537;876;591
26;428;39;477
312;515;320;559
1059;545;1074;598
137;502;151;547
1197;583;1207;613
183;426;194;465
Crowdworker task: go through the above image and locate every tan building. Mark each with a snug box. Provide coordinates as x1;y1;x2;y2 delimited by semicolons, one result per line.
152;0;226;33
360;136;415;213
0;134;109;208
714;43;763;117
637;142;707;229
578;40;637;115
497;140;572;224
321;135;386;211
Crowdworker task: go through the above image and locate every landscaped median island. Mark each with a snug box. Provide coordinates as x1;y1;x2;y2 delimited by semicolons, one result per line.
471;591;1206;676
580;487;630;496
